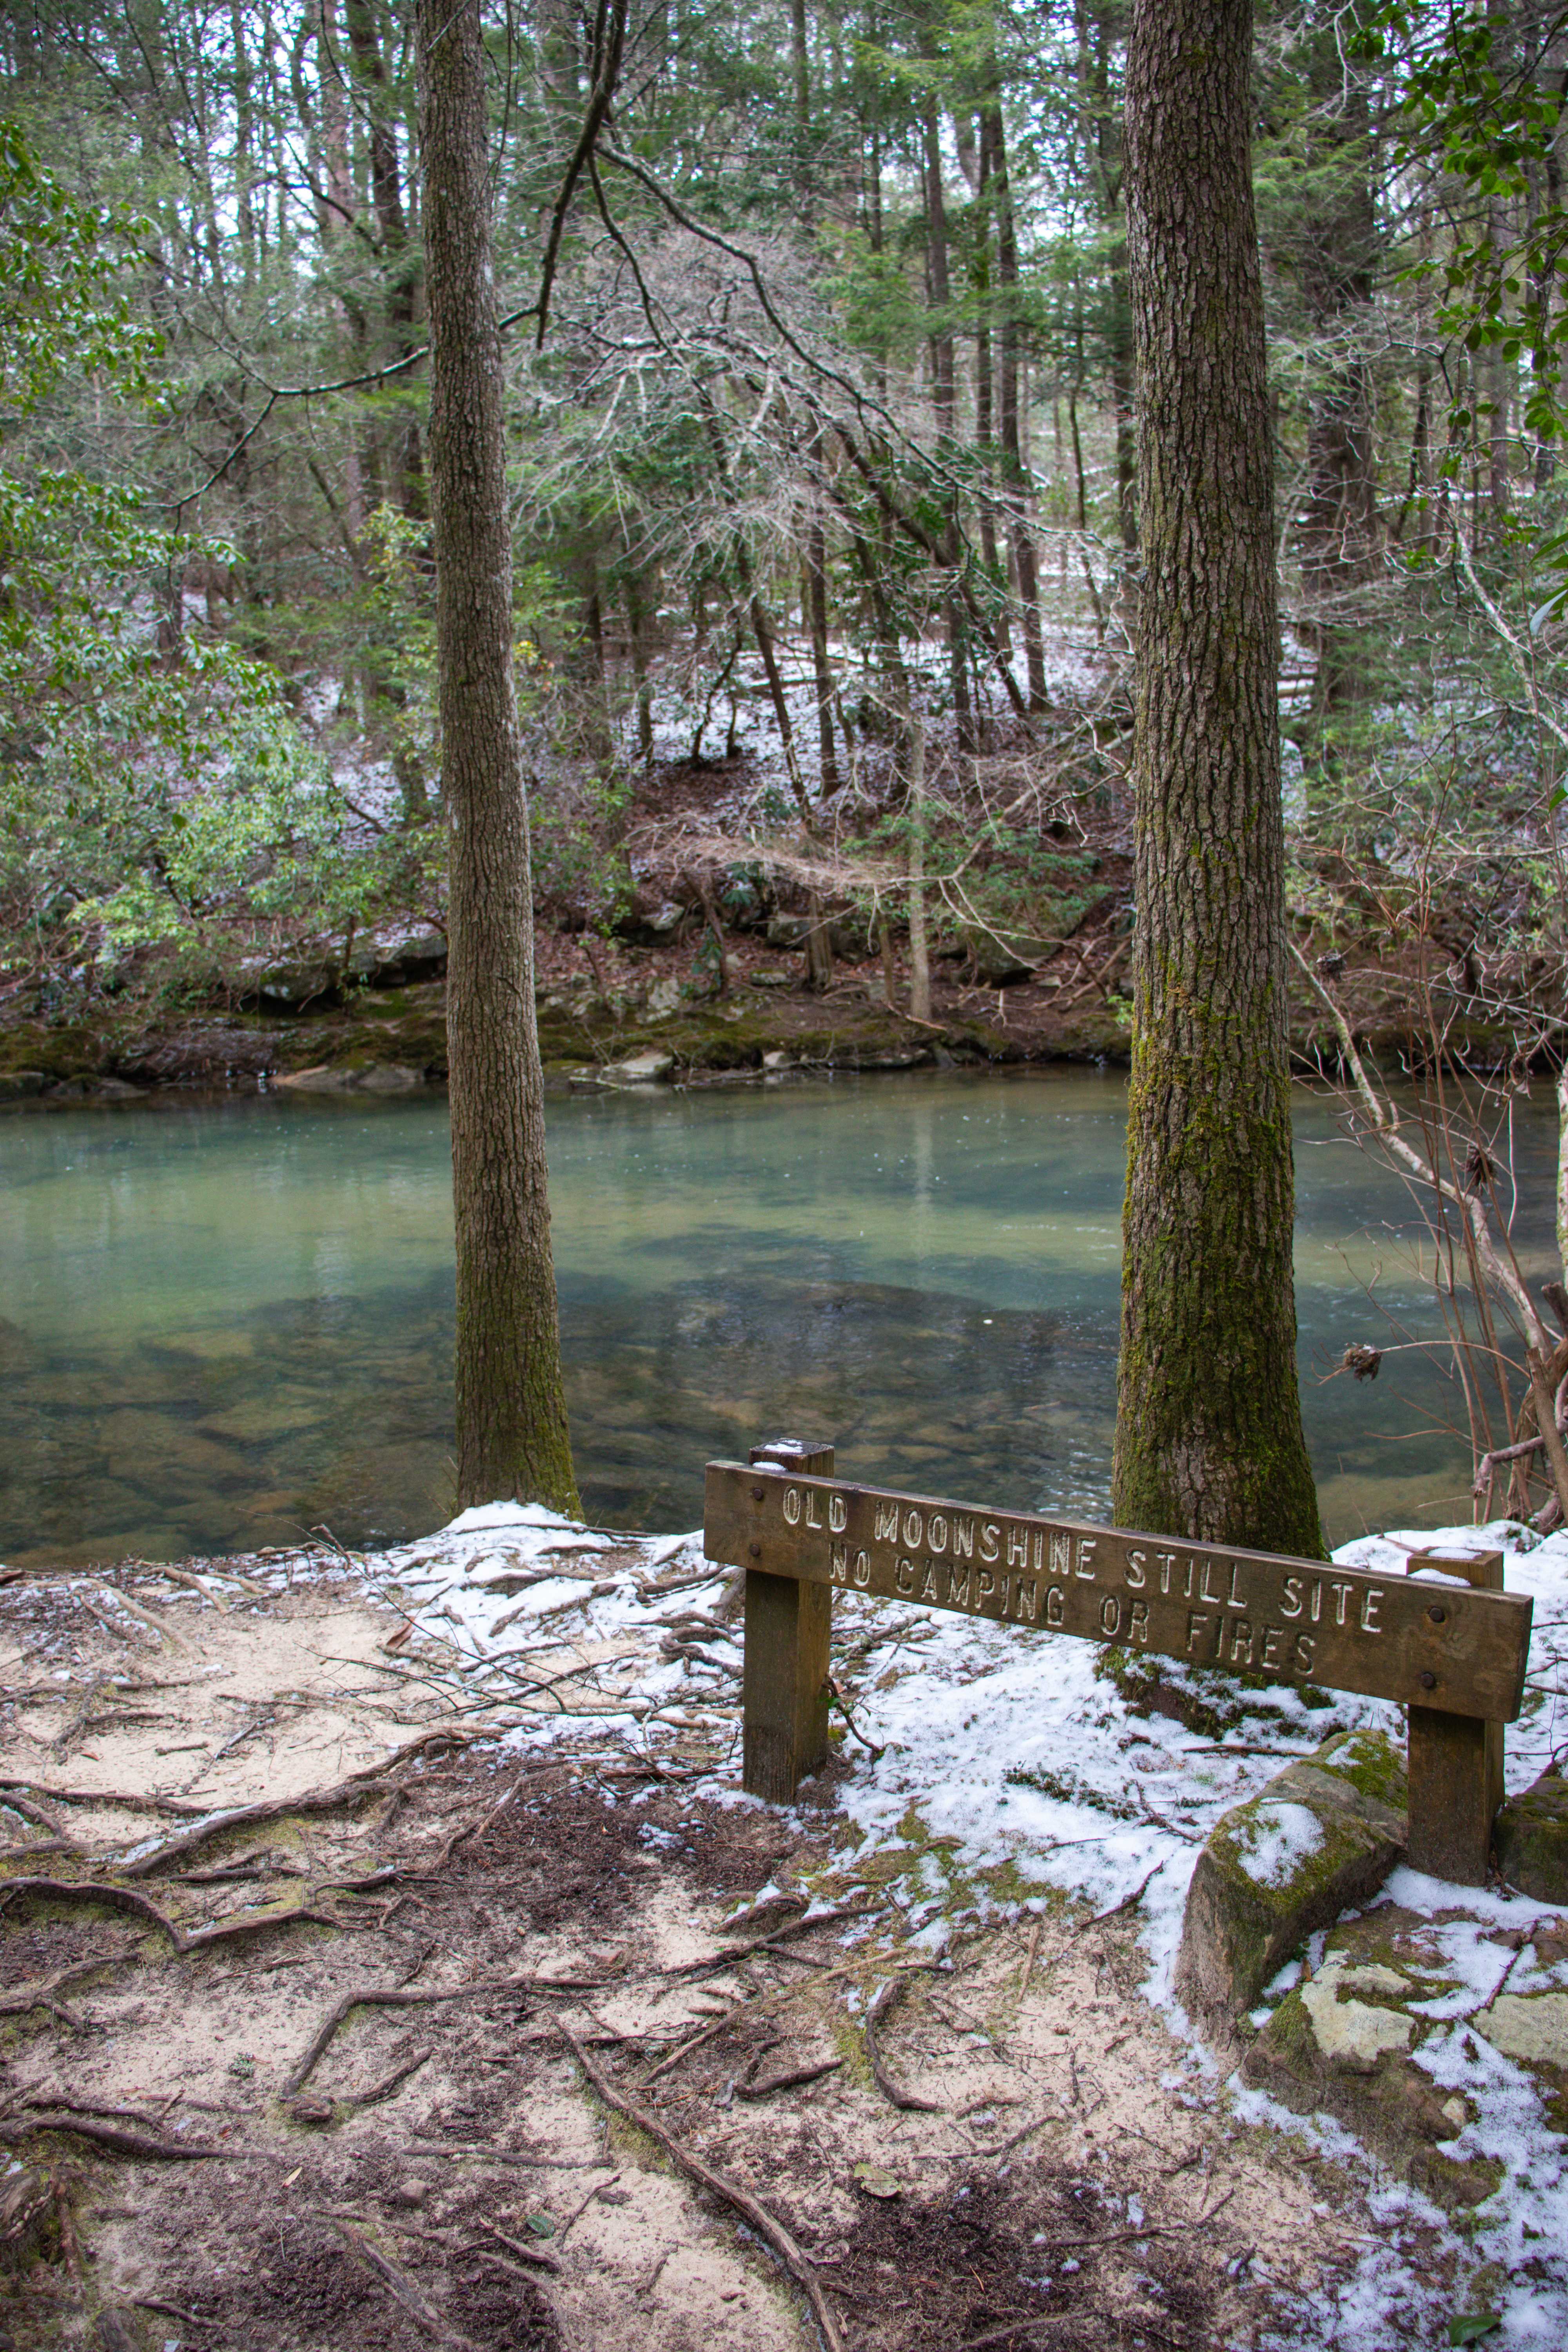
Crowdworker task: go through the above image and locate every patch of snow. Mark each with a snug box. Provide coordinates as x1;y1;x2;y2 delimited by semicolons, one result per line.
1233;1799;1327;1889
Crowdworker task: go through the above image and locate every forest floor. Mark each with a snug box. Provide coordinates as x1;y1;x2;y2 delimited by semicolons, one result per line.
2;1510;1565;2351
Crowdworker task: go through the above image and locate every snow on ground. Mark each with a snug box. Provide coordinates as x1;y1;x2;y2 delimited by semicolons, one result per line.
329;1504;1568;2348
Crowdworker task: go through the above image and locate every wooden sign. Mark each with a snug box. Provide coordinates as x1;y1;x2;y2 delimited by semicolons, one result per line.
704;1459;1533;1722
704;1443;1534;1882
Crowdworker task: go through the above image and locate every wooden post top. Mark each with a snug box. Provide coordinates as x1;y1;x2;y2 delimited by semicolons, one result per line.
704;1461;1534;1723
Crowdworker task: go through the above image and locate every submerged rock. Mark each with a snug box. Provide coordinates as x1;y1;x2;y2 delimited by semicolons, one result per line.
273;1062;424;1094
1494;1764;1568;1902
1175;1728;1407;2033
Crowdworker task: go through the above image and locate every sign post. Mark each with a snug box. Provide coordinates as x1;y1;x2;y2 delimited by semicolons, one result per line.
740;1438;835;1803
1404;1548;1507;1885
704;1445;1535;1884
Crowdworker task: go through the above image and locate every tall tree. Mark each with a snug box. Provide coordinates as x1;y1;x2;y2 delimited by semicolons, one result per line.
1111;0;1323;1558
417;0;580;1515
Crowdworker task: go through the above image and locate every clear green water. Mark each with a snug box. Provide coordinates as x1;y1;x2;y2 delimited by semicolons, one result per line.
0;1068;1552;1565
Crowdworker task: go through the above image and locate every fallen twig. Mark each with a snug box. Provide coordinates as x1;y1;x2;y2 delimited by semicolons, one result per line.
675;1904;863;1975
468;2243;561;2289
864;1975;941;2112
94;1585;196;1654
132;2300;214;2330
563;2024;846;2352
736;2057;841;2100
340;2049;433;2109
716;1891;807;1937
641;1998;755;2084
557;2167;622;2243
484;2211;571;2267
827;1676;886;1759
1073;1864;1166;1934
958;2315;1095;2347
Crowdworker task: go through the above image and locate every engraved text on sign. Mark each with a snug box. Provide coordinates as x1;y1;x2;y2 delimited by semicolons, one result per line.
701;1463;1533;1722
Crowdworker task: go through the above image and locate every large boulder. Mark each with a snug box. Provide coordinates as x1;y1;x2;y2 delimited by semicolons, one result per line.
1175;1728;1407;2035
615;897;694;948
365;929;447;986
1494;1764;1568;1902
252;961;335;1009
597;1051;673;1086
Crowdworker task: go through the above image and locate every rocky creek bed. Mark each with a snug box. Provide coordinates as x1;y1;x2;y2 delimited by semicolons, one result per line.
0;904;1535;1107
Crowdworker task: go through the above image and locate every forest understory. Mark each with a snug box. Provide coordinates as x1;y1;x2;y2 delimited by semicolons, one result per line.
0;681;1542;1107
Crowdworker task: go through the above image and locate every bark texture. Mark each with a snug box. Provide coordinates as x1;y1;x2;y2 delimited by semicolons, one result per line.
1112;0;1322;1557
419;0;579;1515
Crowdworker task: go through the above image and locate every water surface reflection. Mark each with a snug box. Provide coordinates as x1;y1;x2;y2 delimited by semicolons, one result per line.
0;1068;1548;1563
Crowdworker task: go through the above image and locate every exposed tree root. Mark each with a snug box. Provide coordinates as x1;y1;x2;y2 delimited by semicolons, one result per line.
119;1726;486;1877
0;2114;238;2161
563;2023;847;2352
0;1957;120;2018
737;2057;840;2100
864;1974;941;2113
323;2216;478;2348
286;1969;612;2094
0;1876;347;1955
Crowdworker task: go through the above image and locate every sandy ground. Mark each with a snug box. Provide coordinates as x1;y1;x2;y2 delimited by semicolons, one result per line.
0;1550;1397;2352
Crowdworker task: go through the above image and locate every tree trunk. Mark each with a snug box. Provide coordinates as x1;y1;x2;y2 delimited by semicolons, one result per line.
802;508;840;794
984;102;1047;711
922;93;976;754
1293;27;1381;735
1112;0;1322;1558
906;707;931;1024
348;0;424;518
418;0;579;1516
626;570;655;769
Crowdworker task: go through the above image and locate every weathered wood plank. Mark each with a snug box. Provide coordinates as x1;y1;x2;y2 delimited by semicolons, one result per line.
704;1463;1534;1722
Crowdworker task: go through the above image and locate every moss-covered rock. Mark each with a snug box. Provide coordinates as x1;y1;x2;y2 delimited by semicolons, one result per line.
1494;1765;1568;1902
1175;1728;1407;2034
1243;1907;1514;2211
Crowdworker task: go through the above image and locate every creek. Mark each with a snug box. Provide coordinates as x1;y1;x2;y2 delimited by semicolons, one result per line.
0;1067;1551;1567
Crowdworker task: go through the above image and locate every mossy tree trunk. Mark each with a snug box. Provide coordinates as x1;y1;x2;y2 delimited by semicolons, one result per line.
419;0;579;1516
1112;0;1322;1559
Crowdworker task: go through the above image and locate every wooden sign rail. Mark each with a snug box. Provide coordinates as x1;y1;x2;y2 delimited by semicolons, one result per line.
702;1439;1535;1887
